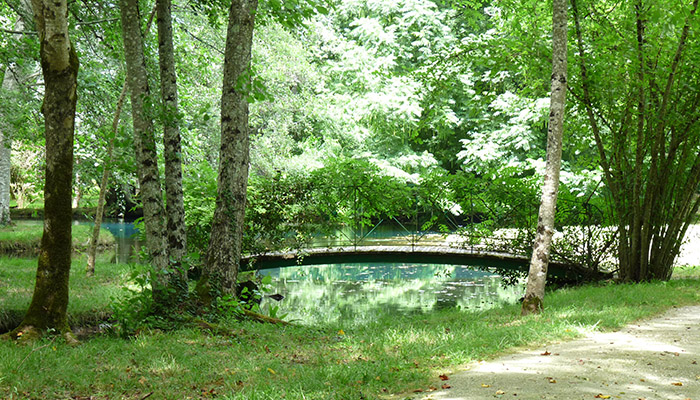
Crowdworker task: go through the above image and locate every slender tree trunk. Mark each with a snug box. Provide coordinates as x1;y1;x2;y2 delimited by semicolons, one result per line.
0;71;15;226
521;0;567;316
119;0;170;305
7;0;79;341
0;0;32;226
197;0;258;304
86;6;157;277
157;0;188;294
572;0;699;282
86;84;128;276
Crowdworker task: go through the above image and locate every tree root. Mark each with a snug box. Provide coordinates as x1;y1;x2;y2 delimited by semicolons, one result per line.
241;309;290;325
0;325;80;346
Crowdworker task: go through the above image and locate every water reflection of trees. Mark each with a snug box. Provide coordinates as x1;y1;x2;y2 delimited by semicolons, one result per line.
260;263;524;325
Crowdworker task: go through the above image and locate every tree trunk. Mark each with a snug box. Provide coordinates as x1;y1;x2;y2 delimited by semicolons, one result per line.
0;0;32;226
197;0;258;304
8;0;79;341
521;0;567;316
86;83;128;276
573;0;699;282
0;71;15;226
86;6;156;277
157;0;188;293
119;0;170;305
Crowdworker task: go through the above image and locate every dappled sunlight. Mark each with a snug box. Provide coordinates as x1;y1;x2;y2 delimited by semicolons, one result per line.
424;306;700;400
148;354;185;377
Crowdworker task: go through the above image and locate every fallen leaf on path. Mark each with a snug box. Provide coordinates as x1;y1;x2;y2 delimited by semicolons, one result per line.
548;378;557;383
441;384;451;389
439;374;449;381
481;384;491;388
594;395;611;399
495;390;505;395
672;382;683;386
541;351;551;356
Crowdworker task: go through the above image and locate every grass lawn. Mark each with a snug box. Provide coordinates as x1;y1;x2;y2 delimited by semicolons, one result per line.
0;221;114;256
1;257;699;399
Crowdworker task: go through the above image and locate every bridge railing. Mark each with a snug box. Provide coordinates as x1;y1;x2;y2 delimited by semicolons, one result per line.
242;172;616;278
297;182;616;276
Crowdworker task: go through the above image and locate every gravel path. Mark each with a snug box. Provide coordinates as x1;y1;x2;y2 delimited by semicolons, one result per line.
421;306;700;400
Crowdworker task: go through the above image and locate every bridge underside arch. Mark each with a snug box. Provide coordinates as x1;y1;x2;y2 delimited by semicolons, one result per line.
240;245;582;279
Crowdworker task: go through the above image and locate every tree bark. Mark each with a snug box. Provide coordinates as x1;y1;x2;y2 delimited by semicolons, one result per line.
86;6;157;277
521;0;567;316
197;0;258;303
0;70;16;226
8;0;79;341
86;83;128;276
0;0;32;226
119;0;170;305
157;0;188;293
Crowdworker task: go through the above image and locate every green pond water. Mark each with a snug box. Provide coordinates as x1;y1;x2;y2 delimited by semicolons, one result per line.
258;263;524;326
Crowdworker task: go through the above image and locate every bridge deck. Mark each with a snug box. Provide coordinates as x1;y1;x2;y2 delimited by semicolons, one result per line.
240;245;575;276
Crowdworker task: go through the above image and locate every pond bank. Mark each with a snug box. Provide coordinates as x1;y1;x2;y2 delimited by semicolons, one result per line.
0;221;115;257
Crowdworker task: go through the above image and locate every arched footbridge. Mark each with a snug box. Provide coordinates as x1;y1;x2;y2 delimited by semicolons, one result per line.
240;244;592;280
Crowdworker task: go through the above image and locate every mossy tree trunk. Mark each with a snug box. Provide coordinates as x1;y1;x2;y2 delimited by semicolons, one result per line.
521;0;567;316
197;0;258;303
9;0;79;340
157;0;188;294
119;0;171;305
86;7;157;277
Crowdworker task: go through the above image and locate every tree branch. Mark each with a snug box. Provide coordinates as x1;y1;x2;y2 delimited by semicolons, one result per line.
0;28;36;35
178;24;224;56
75;17;119;26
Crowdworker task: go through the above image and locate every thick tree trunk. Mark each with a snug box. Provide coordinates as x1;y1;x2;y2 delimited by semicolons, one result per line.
197;0;258;303
521;0;567;316
7;0;79;341
119;0;170;305
157;0;188;293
